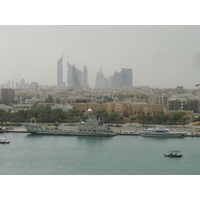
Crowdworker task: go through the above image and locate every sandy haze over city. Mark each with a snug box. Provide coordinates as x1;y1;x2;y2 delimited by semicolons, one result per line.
1;7;200;90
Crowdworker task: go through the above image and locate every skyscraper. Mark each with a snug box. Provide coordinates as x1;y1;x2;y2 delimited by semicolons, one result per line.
67;61;72;87
20;78;25;89
96;67;133;89
67;61;88;89
121;68;132;88
82;65;88;89
71;66;80;89
95;68;108;89
57;55;64;88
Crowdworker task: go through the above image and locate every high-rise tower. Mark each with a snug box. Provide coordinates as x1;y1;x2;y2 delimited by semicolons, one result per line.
121;68;132;88
57;54;64;88
67;61;72;87
67;61;88;89
82;65;88;89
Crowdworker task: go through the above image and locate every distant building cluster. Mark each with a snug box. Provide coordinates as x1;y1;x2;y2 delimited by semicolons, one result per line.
0;54;200;124
57;54;132;90
0;54;133;90
67;61;88;89
56;54;89;89
95;68;132;89
1;78;39;90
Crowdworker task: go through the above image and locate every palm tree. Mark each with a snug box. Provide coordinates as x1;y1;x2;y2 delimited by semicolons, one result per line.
168;115;175;127
182;116;190;127
137;115;148;127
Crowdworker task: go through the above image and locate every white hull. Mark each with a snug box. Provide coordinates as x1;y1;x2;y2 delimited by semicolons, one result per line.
141;127;185;137
23;114;116;137
141;133;184;137
32;131;116;137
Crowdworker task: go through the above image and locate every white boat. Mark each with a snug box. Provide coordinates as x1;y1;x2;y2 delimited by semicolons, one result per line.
0;136;10;144
141;127;185;137
23;108;116;137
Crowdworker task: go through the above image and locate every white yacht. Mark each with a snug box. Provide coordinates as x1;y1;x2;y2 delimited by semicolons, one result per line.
23;108;116;137
141;127;185;137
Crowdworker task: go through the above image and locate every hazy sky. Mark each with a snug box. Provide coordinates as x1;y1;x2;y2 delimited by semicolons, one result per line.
1;25;200;89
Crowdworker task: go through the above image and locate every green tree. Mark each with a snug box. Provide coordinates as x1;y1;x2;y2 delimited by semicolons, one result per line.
168;115;175;127
96;110;109;122
0;109;9;126
137;115;148;126
49;108;62;122
182;116;190;127
9;112;23;124
37;110;50;123
162;115;169;125
55;98;60;104
171;112;185;124
152;114;163;124
45;95;54;103
115;115;123;126
108;113;123;124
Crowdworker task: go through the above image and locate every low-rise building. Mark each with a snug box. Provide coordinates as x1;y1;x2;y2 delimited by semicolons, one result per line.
75;97;165;119
0;104;13;112
60;97;92;106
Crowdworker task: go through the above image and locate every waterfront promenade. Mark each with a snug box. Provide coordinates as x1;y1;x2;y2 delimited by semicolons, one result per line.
5;124;200;137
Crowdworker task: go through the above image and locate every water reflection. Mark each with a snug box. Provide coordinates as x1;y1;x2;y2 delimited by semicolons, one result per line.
76;135;114;144
142;136;184;141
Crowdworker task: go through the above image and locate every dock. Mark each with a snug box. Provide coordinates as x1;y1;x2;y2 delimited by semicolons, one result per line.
4;127;200;137
115;131;141;136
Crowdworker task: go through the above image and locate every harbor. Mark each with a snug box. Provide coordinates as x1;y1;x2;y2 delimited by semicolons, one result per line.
1;129;200;175
4;124;200;137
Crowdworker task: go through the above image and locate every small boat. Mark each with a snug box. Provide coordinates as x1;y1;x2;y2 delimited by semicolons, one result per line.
164;150;182;157
0;136;10;144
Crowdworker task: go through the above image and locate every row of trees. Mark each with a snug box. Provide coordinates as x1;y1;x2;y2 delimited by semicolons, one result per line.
0;106;125;125
0;104;191;127
0;106;83;125
137;112;190;127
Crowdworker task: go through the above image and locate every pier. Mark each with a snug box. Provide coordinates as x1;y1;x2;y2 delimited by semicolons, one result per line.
3;123;200;137
5;129;200;137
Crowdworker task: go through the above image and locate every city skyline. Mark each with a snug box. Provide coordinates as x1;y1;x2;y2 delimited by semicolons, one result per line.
1;26;200;89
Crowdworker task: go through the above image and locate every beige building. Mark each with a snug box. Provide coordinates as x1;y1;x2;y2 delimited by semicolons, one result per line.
60;98;91;106
75;103;107;114
75;97;164;120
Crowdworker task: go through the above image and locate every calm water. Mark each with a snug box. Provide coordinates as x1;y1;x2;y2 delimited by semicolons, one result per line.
1;132;200;175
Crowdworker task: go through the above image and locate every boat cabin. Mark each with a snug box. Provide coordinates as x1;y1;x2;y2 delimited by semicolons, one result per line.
164;150;182;157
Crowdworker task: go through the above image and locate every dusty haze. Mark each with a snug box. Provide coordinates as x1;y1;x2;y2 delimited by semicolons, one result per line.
0;25;200;89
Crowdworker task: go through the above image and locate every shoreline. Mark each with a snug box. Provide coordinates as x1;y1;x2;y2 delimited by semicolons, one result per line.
5;129;200;137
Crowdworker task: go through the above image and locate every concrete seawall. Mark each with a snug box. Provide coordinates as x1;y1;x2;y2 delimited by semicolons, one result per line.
4;125;200;137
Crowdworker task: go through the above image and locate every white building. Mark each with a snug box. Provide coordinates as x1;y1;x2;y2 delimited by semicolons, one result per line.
51;104;73;112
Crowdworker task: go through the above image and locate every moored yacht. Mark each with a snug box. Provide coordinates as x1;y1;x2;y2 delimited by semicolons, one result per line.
141;127;185;137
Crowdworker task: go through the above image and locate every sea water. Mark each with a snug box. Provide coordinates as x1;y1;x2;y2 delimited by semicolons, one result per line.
1;132;200;175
